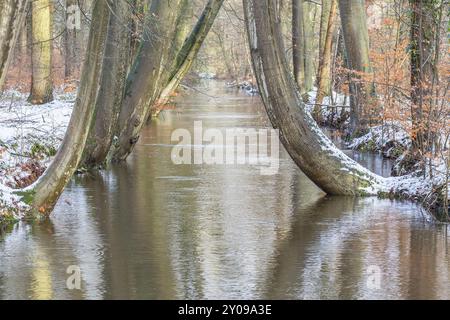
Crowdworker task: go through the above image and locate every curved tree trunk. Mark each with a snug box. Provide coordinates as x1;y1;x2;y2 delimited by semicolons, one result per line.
338;0;372;134
158;0;225;104
315;0;337;120
16;0;111;214
28;0;53;104
80;0;134;168
244;0;386;196
0;0;30;91
112;0;182;162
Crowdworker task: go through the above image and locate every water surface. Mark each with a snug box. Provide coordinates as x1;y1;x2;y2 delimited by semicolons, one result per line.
0;82;448;299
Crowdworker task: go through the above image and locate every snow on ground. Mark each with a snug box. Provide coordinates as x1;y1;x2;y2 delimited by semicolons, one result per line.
307;87;448;212
1;85;448;223
305;87;351;125
0;89;74;221
348;123;411;158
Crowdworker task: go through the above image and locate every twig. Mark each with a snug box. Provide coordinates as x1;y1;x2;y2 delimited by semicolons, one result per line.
179;84;218;99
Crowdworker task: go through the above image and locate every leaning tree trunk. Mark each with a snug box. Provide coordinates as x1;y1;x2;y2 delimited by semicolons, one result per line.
319;0;331;61
170;0;193;56
80;0;134;168
292;0;314;95
315;0;337;121
0;0;29;91
111;0;182;162
244;0;386;195
28;0;53;104
16;0;111;215
338;0;372;134
158;0;225;104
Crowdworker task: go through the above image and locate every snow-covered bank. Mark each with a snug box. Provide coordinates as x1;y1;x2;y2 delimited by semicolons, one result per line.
306;88;448;219
0;89;74;225
1;85;448;225
348;123;411;158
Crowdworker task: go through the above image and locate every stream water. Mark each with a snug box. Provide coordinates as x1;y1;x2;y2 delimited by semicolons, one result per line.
0;81;449;299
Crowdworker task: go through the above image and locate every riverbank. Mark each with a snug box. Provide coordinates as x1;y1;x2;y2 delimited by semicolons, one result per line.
0;89;74;226
0;85;448;227
1;80;448;299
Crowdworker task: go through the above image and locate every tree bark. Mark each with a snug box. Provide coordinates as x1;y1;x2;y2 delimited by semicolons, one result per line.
338;0;372;134
315;0;337;120
17;0;111;214
292;0;314;94
319;0;331;61
409;0;440;155
244;0;385;195
64;0;82;82
81;0;134;168
111;0;182;162
158;0;225;104
171;0;193;56
28;0;53;104
0;0;30;91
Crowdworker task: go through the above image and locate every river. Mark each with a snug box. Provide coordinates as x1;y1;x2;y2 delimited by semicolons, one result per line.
0;81;449;299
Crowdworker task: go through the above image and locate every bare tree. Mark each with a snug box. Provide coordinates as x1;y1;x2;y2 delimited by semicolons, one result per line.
112;0;183;162
292;0;314;94
244;0;385;195
315;0;337;118
17;0;111;214
28;0;53;104
64;0;83;82
409;0;443;157
338;0;373;134
0;0;29;90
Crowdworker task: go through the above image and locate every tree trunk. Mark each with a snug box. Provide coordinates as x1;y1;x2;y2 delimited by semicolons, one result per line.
244;0;385;195
64;0;82;82
319;0;331;61
28;0;53;104
80;0;134;168
409;0;440;155
292;0;314;94
315;0;337;121
338;0;372;134
171;0;193;56
158;0;225;104
0;0;29;91
111;0;182;162
17;0;111;214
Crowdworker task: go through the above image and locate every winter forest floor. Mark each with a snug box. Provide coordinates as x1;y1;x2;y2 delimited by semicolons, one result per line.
0;85;449;226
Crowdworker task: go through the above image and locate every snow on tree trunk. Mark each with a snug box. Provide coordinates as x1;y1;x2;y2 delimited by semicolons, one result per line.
16;0;111;215
244;0;386;196
315;0;337;119
338;0;373;133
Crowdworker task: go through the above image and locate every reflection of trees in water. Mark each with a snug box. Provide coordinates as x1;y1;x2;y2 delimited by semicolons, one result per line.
265;196;450;299
0;217;88;299
0;83;448;299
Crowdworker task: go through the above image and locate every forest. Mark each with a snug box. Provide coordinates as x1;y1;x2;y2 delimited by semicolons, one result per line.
0;0;449;301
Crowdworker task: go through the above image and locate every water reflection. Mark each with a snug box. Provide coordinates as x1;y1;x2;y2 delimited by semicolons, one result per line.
0;82;448;299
